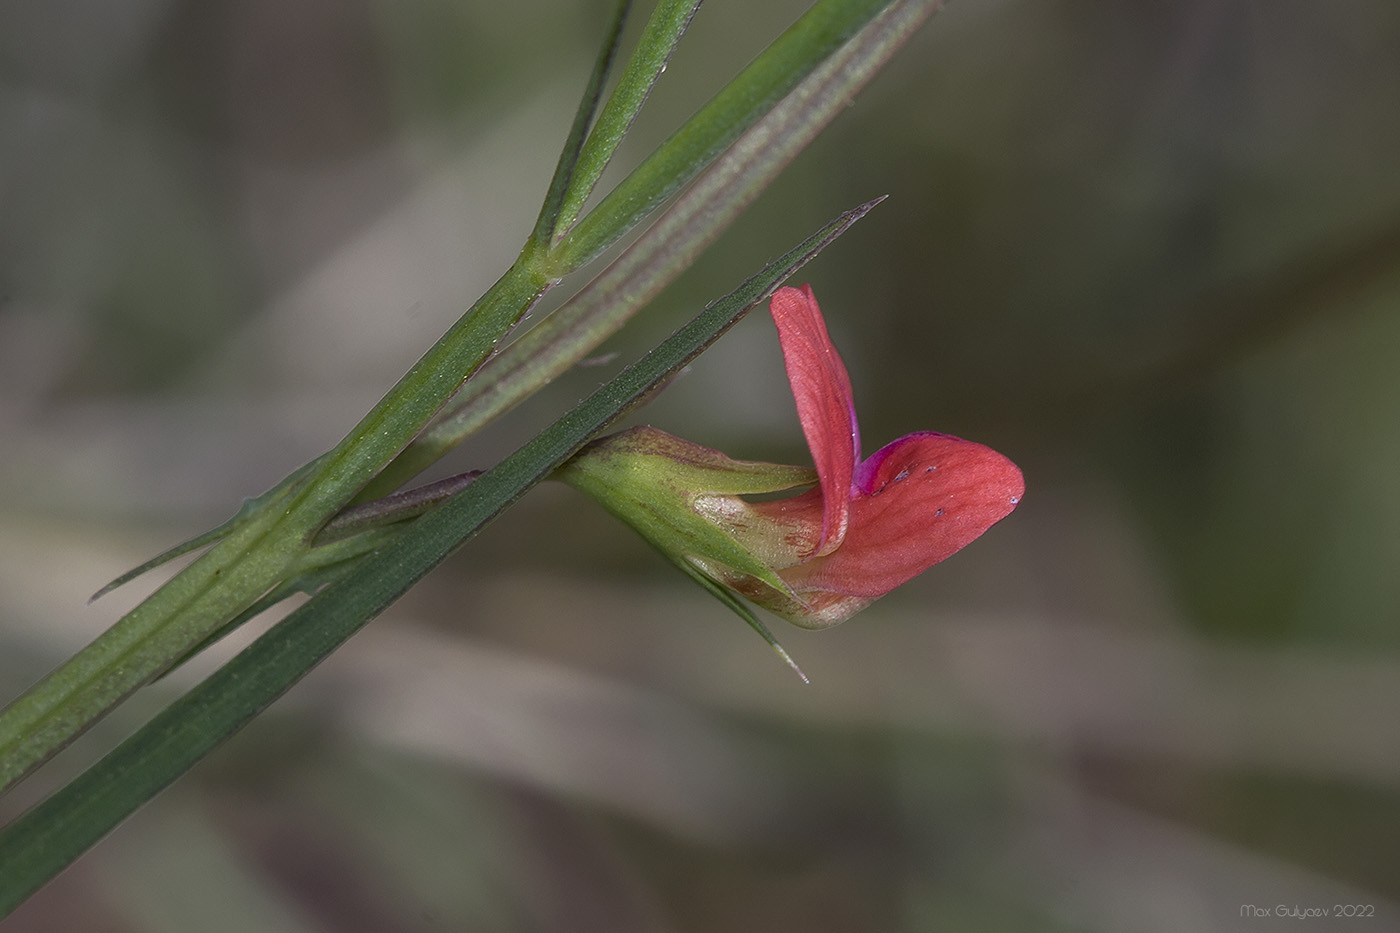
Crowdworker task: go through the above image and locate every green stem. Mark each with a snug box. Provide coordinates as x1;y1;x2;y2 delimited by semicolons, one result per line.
553;0;704;238
527;0;632;251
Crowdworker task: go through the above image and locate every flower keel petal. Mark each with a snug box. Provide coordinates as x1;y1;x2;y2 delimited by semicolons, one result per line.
784;432;1023;601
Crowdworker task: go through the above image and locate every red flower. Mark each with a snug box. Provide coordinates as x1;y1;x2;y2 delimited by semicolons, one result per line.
561;284;1023;630
730;285;1024;625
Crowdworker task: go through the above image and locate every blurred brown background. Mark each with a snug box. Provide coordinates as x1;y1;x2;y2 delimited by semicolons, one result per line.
3;1;1399;930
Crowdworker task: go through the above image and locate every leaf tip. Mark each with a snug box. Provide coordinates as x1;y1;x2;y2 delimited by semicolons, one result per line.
771;639;811;684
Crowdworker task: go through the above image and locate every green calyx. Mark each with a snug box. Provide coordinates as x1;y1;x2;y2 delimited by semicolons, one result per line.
557;425;815;603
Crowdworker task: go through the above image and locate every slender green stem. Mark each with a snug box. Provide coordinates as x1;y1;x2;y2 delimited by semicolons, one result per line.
528;0;632;251
550;0;893;272
554;0;705;238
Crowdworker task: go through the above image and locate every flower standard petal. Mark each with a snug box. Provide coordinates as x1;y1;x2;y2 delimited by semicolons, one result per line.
769;284;858;557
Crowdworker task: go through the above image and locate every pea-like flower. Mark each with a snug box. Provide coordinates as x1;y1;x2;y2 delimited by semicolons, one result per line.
560;285;1023;630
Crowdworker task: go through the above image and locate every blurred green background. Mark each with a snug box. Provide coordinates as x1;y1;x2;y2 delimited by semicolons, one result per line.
3;0;1399;930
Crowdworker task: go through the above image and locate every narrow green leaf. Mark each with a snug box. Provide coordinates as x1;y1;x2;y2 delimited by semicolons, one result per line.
551;0;893;272
528;0;632;249
0;199;879;917
89;455;328;602
553;0;704;239
89;523;234;605
363;0;941;497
